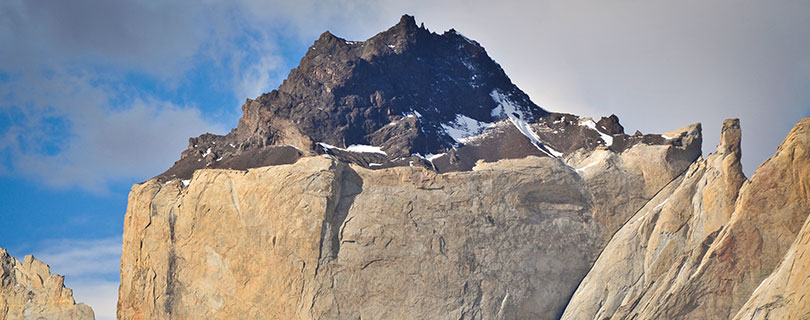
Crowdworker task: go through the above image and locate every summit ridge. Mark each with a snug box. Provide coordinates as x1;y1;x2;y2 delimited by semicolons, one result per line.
158;14;680;180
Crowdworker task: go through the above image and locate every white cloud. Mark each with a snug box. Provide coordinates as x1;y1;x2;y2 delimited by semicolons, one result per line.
235;53;285;101
0;71;226;192
68;279;120;320
34;237;121;279
30;237;122;320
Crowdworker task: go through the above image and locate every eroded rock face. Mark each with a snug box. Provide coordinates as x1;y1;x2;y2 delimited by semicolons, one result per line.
0;248;94;320
563;117;810;320
730;118;810;320
118;127;700;319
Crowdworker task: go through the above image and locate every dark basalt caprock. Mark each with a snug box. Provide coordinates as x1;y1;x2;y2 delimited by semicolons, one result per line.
156;15;688;181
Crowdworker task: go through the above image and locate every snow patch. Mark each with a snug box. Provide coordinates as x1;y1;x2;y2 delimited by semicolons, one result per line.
346;145;387;155
634;211;650;223
202;148;212;157
425;153;445;161
662;134;674;139
182;179;190;187
450;29;477;45
441;114;495;144
575;160;600;173
318;143;339;153
369;163;383;167
654;199;669;210
635;198;669;223
413;152;446;163
491;90;559;157
574;151;608;174
318;143;387;155
580;119;614;147
545;145;564;157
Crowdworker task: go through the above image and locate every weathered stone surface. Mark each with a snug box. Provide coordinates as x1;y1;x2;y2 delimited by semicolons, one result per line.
117;122;699;319
563;117;810;319
732;118;810;320
0;248;94;320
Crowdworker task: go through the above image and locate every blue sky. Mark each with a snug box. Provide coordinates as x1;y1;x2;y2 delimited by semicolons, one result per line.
1;1;809;319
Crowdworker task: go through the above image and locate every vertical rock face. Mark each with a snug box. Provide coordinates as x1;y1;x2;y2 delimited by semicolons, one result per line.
0;248;94;320
563;117;810;319
118;134;700;319
731;118;810;320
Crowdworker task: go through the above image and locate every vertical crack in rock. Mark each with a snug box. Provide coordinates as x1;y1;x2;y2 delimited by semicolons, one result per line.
316;162;364;272
164;205;178;318
311;161;364;318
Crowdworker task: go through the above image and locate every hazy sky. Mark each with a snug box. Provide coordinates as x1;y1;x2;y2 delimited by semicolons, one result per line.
1;1;808;318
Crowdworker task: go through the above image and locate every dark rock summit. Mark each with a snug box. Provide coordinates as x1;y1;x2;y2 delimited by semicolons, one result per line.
157;15;686;180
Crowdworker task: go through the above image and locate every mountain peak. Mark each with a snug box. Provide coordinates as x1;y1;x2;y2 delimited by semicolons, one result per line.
155;15;689;181
395;14;418;30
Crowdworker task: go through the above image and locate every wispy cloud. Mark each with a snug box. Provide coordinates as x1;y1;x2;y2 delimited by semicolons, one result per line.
30;236;122;320
33;237;121;279
0;71;226;193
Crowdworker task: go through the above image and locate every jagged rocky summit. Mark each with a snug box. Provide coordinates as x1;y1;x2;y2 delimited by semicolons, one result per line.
157;14;673;179
118;15;810;319
0;248;94;320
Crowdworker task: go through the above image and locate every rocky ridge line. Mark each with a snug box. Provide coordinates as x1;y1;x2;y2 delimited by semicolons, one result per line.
562;117;810;319
0;247;94;320
156;15;680;181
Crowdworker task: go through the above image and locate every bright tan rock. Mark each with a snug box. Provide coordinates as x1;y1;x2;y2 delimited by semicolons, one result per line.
731;118;810;320
563;118;810;319
117;123;699;319
0;248;94;320
733;204;810;319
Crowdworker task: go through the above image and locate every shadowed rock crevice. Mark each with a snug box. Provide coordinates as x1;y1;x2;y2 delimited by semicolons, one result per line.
316;163;363;272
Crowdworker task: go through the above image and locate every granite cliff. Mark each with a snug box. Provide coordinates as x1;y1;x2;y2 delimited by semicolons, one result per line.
0;248;94;320
117;15;810;319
